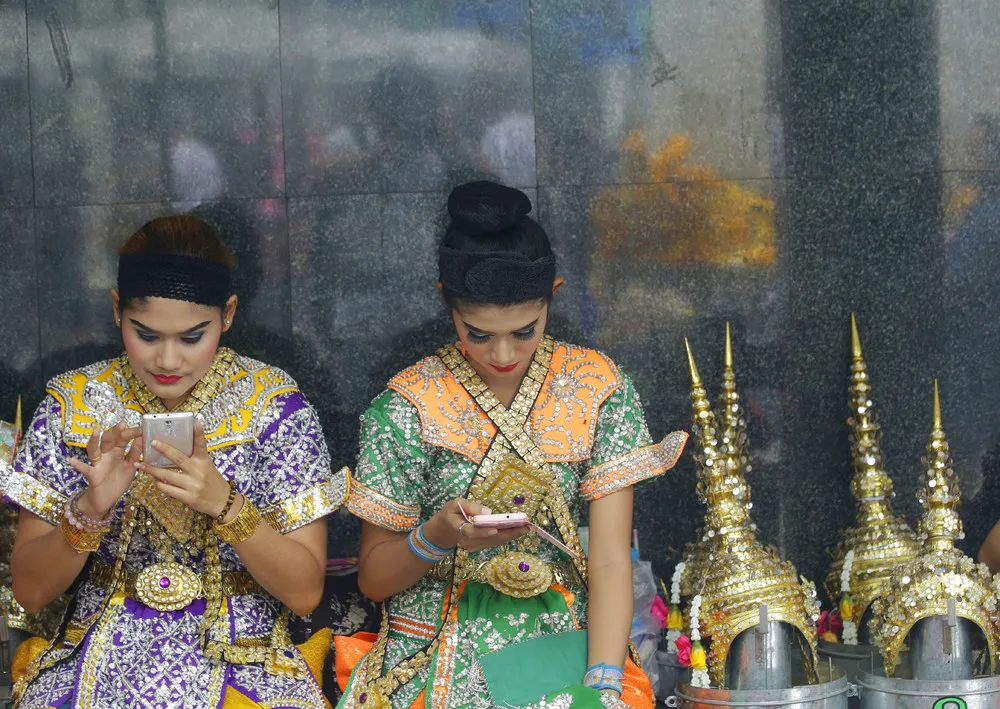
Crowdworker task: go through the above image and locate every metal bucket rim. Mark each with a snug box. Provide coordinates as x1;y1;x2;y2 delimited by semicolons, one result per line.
817;639;878;661
856;667;1000;696
672;675;849;705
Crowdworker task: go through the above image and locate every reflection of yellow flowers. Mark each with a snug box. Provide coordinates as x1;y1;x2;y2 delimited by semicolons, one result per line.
945;183;979;229
591;131;776;267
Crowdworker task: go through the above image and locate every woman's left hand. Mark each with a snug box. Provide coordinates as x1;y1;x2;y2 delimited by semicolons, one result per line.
139;423;231;518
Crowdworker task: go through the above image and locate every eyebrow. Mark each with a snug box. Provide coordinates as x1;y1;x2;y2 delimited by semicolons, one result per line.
130;319;212;335
462;318;539;336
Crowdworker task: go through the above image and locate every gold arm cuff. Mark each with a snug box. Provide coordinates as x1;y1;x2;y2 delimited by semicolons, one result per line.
60;514;107;553
213;496;263;546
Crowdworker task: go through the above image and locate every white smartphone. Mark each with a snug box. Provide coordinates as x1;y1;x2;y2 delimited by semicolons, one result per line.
471;512;530;529
142;412;195;468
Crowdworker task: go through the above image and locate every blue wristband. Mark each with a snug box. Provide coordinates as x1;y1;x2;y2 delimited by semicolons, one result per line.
416;523;454;555
407;532;438;563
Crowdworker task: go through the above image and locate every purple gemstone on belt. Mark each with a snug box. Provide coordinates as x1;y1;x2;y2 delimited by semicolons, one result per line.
159;577;171;588
513;494;525;505
518;561;530;573
359;693;368;704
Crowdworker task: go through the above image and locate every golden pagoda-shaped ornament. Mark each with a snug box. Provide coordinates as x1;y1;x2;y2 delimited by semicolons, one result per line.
679;324;755;599
825;315;920;642
871;381;1000;675
686;337;820;688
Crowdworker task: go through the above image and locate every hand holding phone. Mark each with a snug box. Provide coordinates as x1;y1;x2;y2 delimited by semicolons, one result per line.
470;512;530;529
142;412;195;468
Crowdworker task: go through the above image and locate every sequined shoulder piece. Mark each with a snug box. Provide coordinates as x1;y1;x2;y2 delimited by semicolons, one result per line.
198;355;299;451
388;355;496;463
45;359;135;449
387;342;623;463
533;342;623;462
44;354;299;451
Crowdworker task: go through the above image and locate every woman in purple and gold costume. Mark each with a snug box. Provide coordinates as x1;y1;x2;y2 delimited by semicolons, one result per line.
4;215;348;709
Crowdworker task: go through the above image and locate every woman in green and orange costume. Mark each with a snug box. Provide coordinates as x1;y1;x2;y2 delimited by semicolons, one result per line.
336;181;688;709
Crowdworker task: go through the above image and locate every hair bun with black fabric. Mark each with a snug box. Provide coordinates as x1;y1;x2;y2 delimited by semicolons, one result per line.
447;181;532;237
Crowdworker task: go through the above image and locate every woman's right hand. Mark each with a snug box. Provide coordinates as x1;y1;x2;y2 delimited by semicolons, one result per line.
423;498;529;553
67;423;143;519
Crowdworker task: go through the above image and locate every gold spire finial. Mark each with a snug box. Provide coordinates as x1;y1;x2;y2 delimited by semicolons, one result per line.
724;322;733;368
825;315;919;620
850;312;862;359
14;396;21;436
686;337;701;385
872;381;999;677
933;379;942;431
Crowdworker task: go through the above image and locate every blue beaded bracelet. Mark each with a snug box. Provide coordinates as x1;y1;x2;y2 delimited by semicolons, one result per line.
416;524;453;556
407;523;455;563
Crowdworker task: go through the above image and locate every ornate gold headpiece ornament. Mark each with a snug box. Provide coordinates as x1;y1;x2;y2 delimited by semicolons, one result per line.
871;381;1000;675
825;315;920;635
686;333;819;687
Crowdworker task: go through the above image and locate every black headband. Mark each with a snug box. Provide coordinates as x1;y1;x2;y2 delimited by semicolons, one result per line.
438;247;556;304
118;252;232;307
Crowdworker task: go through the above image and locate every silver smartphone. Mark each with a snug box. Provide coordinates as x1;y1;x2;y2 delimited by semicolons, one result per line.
142;412;195;468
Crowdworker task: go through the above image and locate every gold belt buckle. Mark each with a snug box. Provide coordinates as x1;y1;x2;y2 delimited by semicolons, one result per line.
483;552;553;598
134;561;203;611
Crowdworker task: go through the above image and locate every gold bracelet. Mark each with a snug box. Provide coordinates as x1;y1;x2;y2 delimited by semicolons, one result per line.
213;495;262;545
60;514;108;553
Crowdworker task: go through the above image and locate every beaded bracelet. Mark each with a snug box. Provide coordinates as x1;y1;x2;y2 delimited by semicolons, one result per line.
65;490;114;533
216;480;237;522
407;523;454;563
583;663;624;695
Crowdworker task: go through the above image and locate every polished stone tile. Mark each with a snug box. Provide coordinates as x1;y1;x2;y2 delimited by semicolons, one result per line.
33;200;292;382
280;0;535;196
782;0;938;179
939;0;1000;173
540;181;789;583
780;172;946;597
27;0;283;206
533;0;780;186
0;1;32;207
939;170;1000;556
0;209;42;423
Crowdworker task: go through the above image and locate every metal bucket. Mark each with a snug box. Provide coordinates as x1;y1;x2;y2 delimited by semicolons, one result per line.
725;620;797;689
817;639;882;709
656;651;693;701
909;616;978;681
667;669;853;708
856;667;1000;709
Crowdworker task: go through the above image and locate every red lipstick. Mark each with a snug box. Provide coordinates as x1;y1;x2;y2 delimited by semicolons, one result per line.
491;363;518;373
153;374;182;385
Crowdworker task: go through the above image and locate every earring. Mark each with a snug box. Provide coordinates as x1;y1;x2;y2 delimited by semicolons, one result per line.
225;320;231;327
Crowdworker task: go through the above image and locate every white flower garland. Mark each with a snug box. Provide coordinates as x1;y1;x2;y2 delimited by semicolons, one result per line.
840;550;858;645
690;594;710;688
667;562;686;645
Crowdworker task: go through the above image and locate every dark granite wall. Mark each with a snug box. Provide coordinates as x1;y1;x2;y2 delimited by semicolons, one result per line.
1;0;998;604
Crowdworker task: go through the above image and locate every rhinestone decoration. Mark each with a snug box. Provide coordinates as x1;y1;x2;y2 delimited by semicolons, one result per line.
134;561;202;612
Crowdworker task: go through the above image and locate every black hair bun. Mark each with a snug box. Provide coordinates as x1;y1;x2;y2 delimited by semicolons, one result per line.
447;181;532;237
